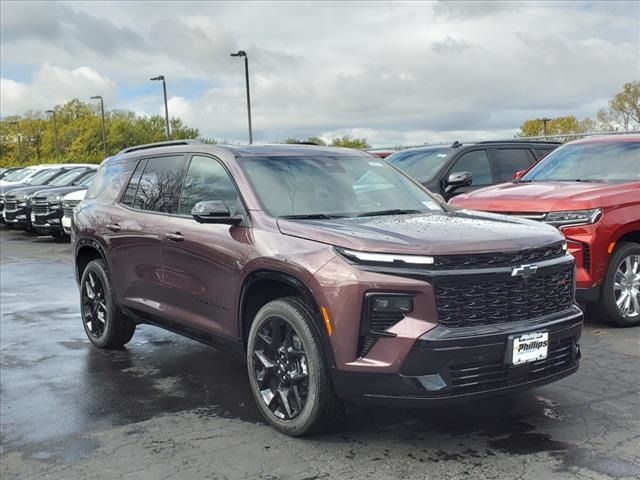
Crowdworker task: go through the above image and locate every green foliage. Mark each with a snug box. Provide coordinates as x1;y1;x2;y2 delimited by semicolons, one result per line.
281;136;328;146
518;116;595;140
0;99;207;167
330;136;370;149
597;81;640;131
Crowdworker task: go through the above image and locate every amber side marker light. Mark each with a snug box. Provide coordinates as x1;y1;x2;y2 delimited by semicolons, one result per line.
608;242;616;254
321;306;333;336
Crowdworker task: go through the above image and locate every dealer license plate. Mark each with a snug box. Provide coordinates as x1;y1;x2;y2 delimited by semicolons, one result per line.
511;332;548;365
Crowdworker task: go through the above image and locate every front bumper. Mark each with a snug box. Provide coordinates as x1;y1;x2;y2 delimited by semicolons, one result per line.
62;216;71;234
332;307;582;406
32;208;64;234
3;207;30;228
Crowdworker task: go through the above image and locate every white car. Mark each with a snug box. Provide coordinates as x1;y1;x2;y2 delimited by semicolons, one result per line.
61;188;88;235
0;164;95;187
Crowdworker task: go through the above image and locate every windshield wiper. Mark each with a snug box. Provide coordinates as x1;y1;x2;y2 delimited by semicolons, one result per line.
357;209;422;217
279;213;348;220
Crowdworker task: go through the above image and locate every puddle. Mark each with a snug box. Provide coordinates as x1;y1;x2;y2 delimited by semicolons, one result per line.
489;432;569;455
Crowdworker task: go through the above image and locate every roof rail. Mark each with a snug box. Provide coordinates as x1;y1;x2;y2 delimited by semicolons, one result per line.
118;139;202;155
475;139;562;145
451;141;462;148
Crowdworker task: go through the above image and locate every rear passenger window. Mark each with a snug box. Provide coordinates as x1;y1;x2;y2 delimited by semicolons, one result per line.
85;161;135;202
490;149;533;183
451;150;492;186
534;148;553;160
178;155;240;215
132;155;186;213
121;159;147;206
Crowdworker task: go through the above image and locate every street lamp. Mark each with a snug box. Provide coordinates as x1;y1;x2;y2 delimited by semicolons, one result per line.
230;50;253;144
90;95;107;156
10;121;22;164
45;109;60;160
540;117;552;137
150;75;170;139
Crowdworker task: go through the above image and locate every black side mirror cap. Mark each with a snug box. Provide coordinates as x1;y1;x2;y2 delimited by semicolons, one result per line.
191;200;243;225
445;171;473;193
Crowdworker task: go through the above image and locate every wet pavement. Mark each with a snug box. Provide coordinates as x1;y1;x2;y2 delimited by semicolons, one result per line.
1;227;639;480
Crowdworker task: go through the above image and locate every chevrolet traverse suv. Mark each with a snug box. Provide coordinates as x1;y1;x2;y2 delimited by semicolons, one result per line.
73;141;583;435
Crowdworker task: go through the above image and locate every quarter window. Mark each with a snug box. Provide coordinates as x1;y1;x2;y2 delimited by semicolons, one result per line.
451;150;492;186
85;161;135;202
121;159;147;207
178;156;240;216
132;156;186;213
490;149;533;183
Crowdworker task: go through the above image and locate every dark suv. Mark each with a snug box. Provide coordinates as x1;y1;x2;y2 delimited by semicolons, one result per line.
387;141;560;200
73;140;582;436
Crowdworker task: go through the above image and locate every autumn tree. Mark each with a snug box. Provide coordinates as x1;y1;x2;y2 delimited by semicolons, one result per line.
597;81;640;131
329;135;370;149
518;116;595;141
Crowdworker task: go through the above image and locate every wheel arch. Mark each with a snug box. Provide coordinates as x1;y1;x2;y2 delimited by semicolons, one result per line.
238;269;336;368
74;238;108;283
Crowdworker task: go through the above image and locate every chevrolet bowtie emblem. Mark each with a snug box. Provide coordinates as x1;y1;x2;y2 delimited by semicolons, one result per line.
512;264;538;278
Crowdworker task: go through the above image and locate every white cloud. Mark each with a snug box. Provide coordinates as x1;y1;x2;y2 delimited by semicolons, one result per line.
1;1;638;145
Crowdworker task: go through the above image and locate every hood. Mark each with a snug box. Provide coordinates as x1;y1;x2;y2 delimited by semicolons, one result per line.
1;183;31;195
450;181;640;212
32;185;87;200
277;210;563;255
2;185;56;199
63;189;88;201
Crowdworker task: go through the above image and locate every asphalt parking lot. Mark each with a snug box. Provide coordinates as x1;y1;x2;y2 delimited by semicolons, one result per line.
1;227;639;480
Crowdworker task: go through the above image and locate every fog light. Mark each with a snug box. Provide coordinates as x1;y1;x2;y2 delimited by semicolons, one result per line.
371;295;413;313
418;373;447;392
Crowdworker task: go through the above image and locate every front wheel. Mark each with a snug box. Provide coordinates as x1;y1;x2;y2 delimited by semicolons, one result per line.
80;259;136;348
599;242;640;327
246;297;341;436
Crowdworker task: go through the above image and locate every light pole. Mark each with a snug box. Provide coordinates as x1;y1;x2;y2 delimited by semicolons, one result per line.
540;117;552;137
10;121;22;164
150;75;170;139
230;50;253;144
90;95;107;156
45;109;60;160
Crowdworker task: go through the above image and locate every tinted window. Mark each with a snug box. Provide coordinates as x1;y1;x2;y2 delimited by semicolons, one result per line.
523;141;640;183
451;150;492;185
490;149;533;183
387;148;453;183
121;159;147;206
85;161;135;202
239;156;442;217
534;148;554;160
178;156;239;216
132;156;186;213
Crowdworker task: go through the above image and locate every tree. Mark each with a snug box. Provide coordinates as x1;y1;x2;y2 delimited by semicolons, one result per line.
518;116;594;140
329;135;370;149
597;81;640;131
281;136;327;145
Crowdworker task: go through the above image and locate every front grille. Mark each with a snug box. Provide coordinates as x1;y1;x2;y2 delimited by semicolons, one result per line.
434;264;573;328
449;337;576;395
62;199;80;218
32;204;50;215
433;242;565;269
4;197;17;211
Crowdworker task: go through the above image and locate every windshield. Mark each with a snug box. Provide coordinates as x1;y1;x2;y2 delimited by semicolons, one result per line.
239;156;442;218
26;169;63;186
387;147;453;183
78;172;96;186
49;169;85;186
523;141;640;183
4;168;34;182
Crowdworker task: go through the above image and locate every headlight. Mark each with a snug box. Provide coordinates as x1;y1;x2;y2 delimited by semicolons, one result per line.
18;202;26;207
338;248;434;265
545;209;602;227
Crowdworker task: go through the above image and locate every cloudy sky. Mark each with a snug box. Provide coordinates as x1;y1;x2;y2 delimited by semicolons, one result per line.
1;1;639;146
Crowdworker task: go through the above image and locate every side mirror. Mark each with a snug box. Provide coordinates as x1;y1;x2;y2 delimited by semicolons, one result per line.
512;169;526;182
445;171;473;193
191;200;242;225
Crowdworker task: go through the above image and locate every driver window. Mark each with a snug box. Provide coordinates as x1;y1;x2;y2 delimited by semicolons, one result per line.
178;155;240;216
451;150;492;185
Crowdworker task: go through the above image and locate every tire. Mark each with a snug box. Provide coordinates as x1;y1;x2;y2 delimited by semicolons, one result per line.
598;242;640;327
246;297;341;436
80;259;136;348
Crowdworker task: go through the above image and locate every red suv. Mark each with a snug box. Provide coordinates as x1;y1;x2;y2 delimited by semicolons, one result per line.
451;135;640;327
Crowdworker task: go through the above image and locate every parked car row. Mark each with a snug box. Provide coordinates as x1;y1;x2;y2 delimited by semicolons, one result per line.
1;163;95;238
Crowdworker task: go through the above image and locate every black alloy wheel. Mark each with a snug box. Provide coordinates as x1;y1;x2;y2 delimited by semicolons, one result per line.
81;270;107;339
252;316;310;420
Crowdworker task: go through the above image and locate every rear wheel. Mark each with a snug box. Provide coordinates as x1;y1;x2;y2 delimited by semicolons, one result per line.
598;242;640;327
246;297;341;436
80;259;136;348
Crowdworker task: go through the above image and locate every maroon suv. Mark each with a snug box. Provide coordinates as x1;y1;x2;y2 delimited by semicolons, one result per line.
72;141;583;436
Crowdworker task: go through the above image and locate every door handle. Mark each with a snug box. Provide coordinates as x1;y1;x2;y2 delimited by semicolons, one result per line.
166;232;185;242
106;224;121;232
